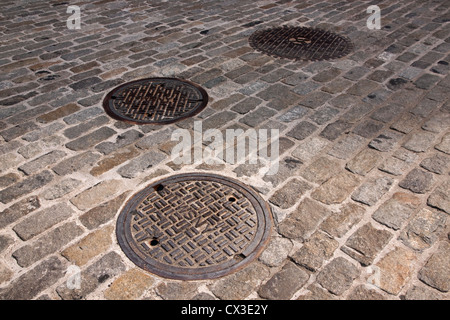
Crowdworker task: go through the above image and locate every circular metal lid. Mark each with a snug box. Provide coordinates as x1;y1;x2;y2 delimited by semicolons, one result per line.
249;26;354;61
103;77;208;125
116;173;273;280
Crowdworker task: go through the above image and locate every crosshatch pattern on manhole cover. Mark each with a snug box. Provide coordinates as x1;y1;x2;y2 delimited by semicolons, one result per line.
116;173;273;280
249;26;354;61
103;77;208;125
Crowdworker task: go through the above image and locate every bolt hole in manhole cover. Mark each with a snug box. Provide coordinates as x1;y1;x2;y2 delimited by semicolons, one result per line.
249;26;354;61
116;173;273;280
103;77;208;125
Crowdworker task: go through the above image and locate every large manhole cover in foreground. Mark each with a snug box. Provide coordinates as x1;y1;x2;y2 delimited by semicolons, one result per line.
249;26;354;61
103;78;208;125
116;173;273;280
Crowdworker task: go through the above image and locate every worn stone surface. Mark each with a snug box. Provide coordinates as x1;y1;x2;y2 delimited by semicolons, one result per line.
13;203;74;241
341;223;393;266
258;261;309;300
56;252;126;300
13;222;84;268
311;171;361;205
79;192;130;230
372;192;421;230
0;257;66;300
402;131;436;153
208;262;269;300
351;176;394;206
327;134;365;160
373;247;417;295
155;282;199;300
301;156;341;185
291;231;339;271
316;257;360;295
418;241;450;292
104;268;154;300
0;170;54;204
435;133;450;154
40;178;81;200
399;168;435;194
404;285;444;300
62;225;114;266
259;236;293;267
70;180;122;211
269;178;312;209
427;180;450;214
347;285;386;300
278;198;332;241
400;207;447;251
420;153;450;175
0;196;40;229
320;202;365;238
346;148;383;176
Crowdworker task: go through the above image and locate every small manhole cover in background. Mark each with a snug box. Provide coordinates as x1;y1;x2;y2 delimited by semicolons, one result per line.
249;26;354;61
103;78;208;125
116;173;273;280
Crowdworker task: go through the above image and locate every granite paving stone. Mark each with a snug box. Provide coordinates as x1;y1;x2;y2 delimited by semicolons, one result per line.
316;257;360;296
400;207;447;251
342;223;393;266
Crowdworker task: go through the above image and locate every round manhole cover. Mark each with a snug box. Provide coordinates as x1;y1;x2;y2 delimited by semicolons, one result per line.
116;173;273;280
103;77;208;125
249;26;354;61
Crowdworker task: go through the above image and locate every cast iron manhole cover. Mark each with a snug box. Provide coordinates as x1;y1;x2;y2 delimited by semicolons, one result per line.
249;26;353;61
103;78;208;125
116;173;273;280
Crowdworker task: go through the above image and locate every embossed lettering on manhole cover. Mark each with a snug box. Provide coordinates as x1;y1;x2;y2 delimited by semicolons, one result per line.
103;78;208;125
249;26;354;61
116;173;273;280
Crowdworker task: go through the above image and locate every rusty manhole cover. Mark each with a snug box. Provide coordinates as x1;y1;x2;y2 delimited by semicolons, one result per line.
249;26;353;61
103;78;208;125
116;173;273;280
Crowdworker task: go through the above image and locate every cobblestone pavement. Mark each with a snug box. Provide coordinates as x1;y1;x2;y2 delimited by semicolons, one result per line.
0;0;449;300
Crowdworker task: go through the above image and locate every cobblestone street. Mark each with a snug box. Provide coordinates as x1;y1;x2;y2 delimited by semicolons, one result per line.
0;0;449;300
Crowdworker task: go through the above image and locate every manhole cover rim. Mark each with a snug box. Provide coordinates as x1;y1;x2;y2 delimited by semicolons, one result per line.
116;173;273;280
102;77;209;125
249;25;354;61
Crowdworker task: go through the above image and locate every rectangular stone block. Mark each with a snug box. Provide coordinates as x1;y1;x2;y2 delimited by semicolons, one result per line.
19;150;66;175
56;252;126;300
0;170;54;204
13;203;75;241
278;198;332;241
0;257;66;300
341;223;393;266
12;222;83;268
52;151;101;176
311;171;361;205
65;127;117;151
70;180;122;211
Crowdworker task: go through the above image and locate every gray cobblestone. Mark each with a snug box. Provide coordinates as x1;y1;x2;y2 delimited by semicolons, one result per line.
65;127;117;151
19;150;66;176
13;222;83;268
258;261;309;300
0;170;54;204
418;241;450;292
316;257;360;295
0;257;66;300
399;168;435;194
